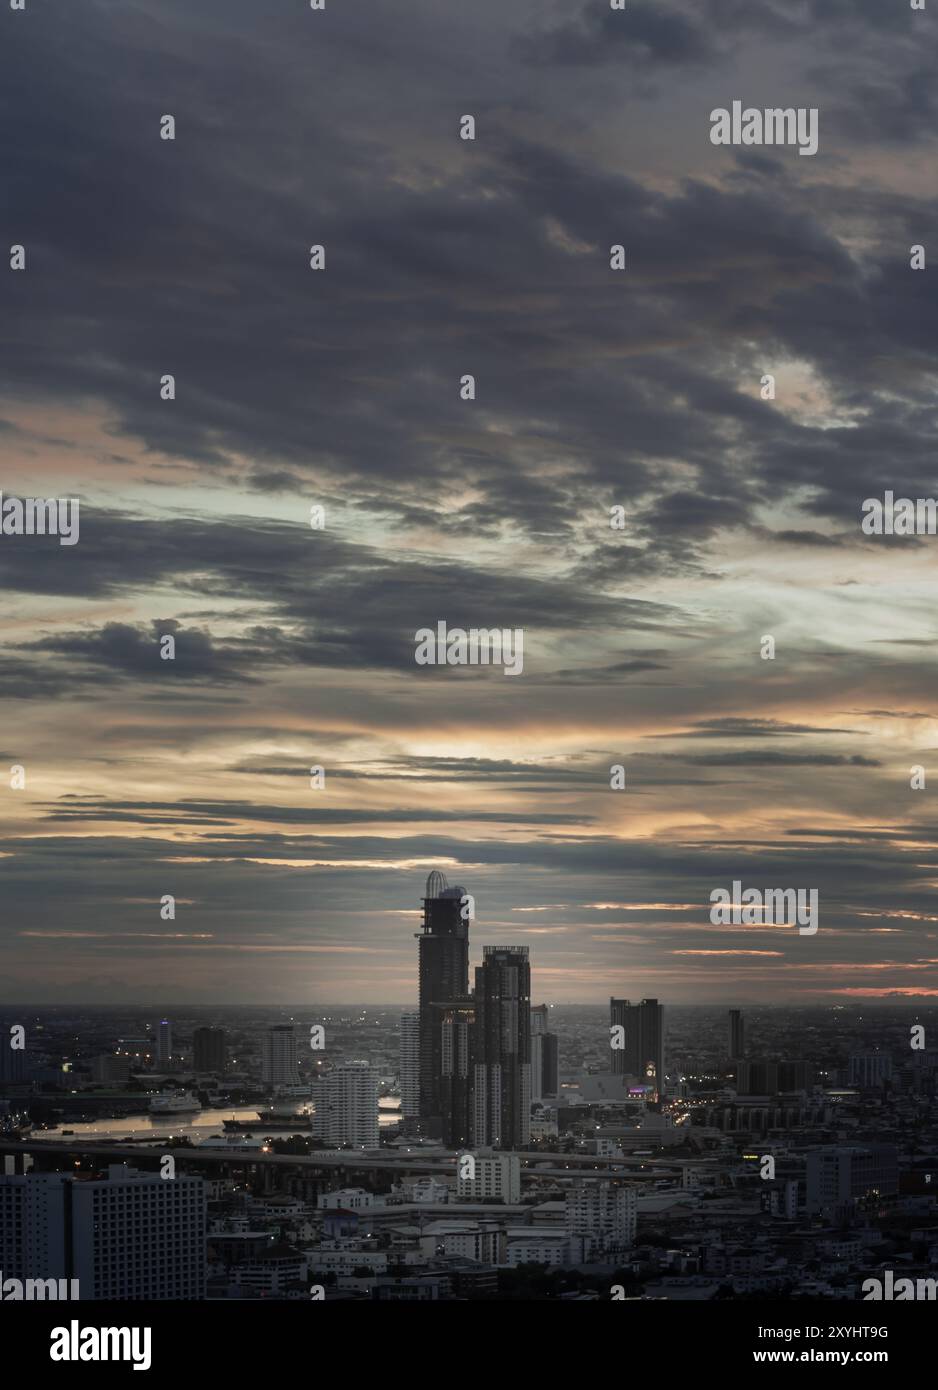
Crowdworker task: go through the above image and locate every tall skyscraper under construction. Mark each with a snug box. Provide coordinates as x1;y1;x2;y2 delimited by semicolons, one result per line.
417;870;469;1135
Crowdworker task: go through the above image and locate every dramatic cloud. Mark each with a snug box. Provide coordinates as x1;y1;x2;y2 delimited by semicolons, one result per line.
1;0;936;1002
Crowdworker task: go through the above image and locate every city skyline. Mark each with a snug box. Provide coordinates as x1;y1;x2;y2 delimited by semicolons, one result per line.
2;1;938;1007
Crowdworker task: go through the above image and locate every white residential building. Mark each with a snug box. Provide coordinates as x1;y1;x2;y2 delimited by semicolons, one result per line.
565;1183;637;1253
318;1187;381;1211
457;1153;521;1204
311;1060;380;1148
399;1012;420;1122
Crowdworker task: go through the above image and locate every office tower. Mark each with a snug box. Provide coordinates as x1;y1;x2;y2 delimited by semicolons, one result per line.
156;1018;172;1066
849;1053;893;1088
311;1060;379;1148
418;871;469;1133
805;1145;898;1214
0;1166;206;1299
262;1024;300;1087
473;946;531;1148
0;1039;28;1084
609;998;665;1099
399;1012;420;1123
193;1026;226;1074
566;1183;637;1252
530;1003;559;1103
728;1009;745;1061
530;1005;546;1104
541;1033;559;1101
457;1153;521;1204
438;1000;476;1147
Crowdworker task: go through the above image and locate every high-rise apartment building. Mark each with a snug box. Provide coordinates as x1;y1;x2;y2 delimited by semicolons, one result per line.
530;1004;559;1103
399;1012;420;1124
473;946;531;1148
262;1024;300;1088
610;998;665;1099
311;1060;380;1149
0;1166;206;1299
438;1000;476;1148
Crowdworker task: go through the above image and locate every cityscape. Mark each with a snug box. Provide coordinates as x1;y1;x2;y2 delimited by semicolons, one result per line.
1;0;936;1356
2;870;937;1303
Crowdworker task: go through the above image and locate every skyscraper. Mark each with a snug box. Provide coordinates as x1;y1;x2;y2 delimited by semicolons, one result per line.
0;1166;206;1299
438;999;476;1147
156;1018;172;1067
541;1032;559;1102
609;998;665;1100
728;1009;745;1061
262;1024;300;1088
417;871;469;1134
193;1026;226;1074
473;946;531;1148
399;1012;420;1124
311;1060;380;1149
530;1003;559;1103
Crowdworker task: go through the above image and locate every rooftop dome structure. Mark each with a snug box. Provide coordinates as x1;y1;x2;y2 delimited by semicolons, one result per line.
424;870;449;900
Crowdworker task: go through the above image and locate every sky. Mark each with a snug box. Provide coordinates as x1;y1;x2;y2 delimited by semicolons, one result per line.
1;0;938;1005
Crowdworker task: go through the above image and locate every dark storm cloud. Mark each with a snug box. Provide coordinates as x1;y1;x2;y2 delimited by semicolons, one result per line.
39;797;594;829
679;751;880;768
516;2;715;70
551;657;670;682
520;0;927;70
1;823;936;929
648;718;863;738
2;1;938;1001
0;511;686;688
3;0;936;551
25;620;257;685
